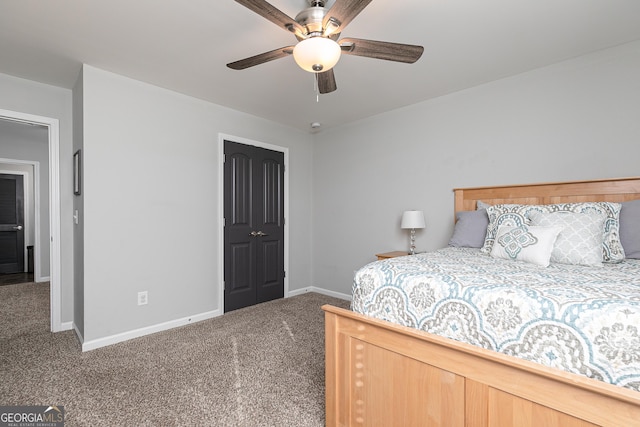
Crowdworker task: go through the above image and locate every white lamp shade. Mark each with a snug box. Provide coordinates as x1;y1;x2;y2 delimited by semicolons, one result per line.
401;210;425;229
293;37;341;73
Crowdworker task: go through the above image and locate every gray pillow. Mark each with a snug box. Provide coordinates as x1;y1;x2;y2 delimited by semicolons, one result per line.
620;199;640;259
449;209;489;248
477;200;491;210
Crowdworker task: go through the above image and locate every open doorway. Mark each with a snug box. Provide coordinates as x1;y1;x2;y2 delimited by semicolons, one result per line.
0;109;62;332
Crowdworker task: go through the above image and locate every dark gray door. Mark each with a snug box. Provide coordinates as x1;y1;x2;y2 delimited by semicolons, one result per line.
224;141;285;312
0;174;25;274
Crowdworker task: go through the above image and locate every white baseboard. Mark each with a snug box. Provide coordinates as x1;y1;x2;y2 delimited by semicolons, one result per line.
288;286;351;301
79;288;347;352
60;321;73;331
287;287;312;297
81;309;222;352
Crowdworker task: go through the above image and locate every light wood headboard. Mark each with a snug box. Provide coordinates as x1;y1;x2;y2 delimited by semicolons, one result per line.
453;176;640;218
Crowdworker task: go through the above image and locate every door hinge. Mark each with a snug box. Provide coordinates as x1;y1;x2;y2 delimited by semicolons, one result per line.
223;153;226;163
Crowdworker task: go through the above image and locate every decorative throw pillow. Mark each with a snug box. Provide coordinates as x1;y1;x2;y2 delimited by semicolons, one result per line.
482;202;624;263
448;209;489;248
481;204;530;254
528;211;605;266
620;199;640;259
490;224;562;267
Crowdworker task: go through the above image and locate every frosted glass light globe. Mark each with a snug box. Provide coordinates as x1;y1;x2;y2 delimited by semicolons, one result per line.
293;37;341;73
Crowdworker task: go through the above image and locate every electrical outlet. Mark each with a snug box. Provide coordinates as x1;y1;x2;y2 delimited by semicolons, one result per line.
137;291;148;306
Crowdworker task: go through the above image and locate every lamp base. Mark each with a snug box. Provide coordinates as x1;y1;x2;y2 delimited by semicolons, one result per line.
408;228;417;255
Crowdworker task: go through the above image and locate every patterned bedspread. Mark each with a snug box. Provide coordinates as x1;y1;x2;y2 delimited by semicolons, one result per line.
352;247;640;391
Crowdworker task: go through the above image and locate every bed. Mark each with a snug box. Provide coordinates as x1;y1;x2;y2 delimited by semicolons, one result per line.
322;177;640;426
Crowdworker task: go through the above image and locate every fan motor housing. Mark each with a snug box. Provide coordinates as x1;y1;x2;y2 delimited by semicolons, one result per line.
295;6;325;36
295;6;340;41
296;6;335;40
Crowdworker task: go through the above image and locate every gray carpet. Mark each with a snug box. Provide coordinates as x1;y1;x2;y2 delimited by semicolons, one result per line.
0;282;350;426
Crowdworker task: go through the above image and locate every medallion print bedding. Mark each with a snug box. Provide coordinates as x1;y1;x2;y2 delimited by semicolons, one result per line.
351;247;640;391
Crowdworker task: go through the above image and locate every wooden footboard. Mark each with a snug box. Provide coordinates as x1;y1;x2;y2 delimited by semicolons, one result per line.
323;305;640;427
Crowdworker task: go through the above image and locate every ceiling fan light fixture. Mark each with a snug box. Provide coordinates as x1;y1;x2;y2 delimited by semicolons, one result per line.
293;37;341;73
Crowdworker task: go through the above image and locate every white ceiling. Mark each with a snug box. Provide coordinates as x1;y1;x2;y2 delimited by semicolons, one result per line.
1;0;640;132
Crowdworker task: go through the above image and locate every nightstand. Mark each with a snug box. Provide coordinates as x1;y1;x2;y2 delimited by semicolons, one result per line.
375;251;409;260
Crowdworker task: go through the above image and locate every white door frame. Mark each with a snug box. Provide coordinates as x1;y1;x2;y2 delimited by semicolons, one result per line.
217;133;289;312
0;109;62;332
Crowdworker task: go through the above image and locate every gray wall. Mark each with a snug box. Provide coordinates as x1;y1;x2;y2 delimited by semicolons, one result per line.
0;74;73;324
312;40;640;297
80;65;314;343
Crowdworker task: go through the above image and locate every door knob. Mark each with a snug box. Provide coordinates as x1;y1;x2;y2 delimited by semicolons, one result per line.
13;225;23;231
256;231;268;237
249;231;258;237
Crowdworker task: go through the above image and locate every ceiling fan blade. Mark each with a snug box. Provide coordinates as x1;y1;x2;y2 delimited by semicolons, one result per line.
339;38;424;63
323;0;373;36
317;69;337;94
234;0;305;37
227;46;294;70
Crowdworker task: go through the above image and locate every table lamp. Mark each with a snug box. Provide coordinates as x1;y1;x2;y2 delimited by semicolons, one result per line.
401;210;426;255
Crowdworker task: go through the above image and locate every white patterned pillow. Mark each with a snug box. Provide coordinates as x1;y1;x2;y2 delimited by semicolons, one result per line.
490;224;562;267
482;202;624;263
529;211;605;266
482;204;531;254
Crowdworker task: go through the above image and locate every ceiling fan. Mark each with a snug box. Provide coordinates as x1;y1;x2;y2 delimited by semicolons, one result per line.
227;0;424;94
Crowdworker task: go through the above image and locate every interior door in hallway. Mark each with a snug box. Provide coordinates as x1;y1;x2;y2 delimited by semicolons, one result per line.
0;174;25;274
224;141;285;312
